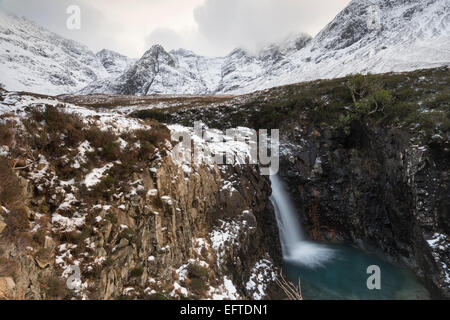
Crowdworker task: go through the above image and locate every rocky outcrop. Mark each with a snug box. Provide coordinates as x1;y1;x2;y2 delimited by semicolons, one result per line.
0;91;281;300
92;157;280;299
278;121;450;298
96;49;136;76
0;154;280;300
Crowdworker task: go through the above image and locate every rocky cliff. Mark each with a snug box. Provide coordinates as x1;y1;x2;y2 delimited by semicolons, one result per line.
0;90;281;300
278;123;449;298
144;67;449;298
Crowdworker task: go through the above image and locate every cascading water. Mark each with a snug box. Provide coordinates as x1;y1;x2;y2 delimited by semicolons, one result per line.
270;174;335;268
269;174;430;299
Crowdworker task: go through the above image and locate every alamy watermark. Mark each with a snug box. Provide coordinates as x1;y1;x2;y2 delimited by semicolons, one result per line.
66;264;81;290
66;5;81;30
171;122;279;176
367;265;381;290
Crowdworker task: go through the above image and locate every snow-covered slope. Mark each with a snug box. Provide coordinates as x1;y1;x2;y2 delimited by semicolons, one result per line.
96;49;136;76
79;33;312;96
240;0;450;93
79;45;223;95
81;0;450;96
0;10;109;95
1;0;449;96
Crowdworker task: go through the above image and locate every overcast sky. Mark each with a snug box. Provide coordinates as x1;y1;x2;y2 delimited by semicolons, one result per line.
0;0;351;58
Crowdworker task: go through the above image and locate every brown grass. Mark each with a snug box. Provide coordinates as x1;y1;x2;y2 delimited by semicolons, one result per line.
0;122;13;147
0;157;23;207
42;276;68;300
0;257;19;278
2;208;30;240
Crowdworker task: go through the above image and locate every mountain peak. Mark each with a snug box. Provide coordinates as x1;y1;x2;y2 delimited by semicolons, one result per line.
2;0;448;96
96;49;135;76
140;44;177;68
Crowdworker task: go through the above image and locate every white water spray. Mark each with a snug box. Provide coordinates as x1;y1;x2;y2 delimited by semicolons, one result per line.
270;174;335;268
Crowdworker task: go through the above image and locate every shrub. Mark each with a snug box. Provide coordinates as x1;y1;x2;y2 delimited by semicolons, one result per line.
147;292;171;300
130;266;144;278
189;278;207;295
346;73;383;103
43;276;68;300
3;208;29;236
131;110;171;123
136;123;171;146
187;264;209;279
86;175;117;200
32;105;84;142
85;127;116;149
102;141;121;161
0;122;13;147
32;229;47;246
0;158;23;206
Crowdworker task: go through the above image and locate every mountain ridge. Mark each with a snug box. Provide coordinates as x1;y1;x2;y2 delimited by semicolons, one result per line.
80;0;450;96
1;0;449;96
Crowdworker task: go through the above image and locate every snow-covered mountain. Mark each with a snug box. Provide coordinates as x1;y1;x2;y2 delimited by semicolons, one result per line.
96;49;136;76
1;0;449;96
80;0;450;96
240;0;450;93
0;10;111;95
79;33;312;96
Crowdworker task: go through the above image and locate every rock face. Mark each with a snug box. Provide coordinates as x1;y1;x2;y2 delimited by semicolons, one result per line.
96;49;136;76
0;214;6;234
0;156;280;300
0;91;281;300
0;277;15;299
91;159;280;299
278;122;449;298
78;37;312;96
155;67;449;299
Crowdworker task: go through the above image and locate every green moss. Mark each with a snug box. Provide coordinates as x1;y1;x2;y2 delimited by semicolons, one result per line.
147;292;171;300
188;264;209;279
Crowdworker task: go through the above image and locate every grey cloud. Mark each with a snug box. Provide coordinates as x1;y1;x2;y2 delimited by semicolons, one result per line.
146;28;188;51
0;0;351;57
192;0;351;55
0;0;126;55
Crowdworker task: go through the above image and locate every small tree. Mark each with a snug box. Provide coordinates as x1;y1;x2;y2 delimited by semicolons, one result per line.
339;74;393;133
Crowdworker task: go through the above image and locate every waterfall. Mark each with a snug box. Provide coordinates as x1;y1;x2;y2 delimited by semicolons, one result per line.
270;174;335;268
